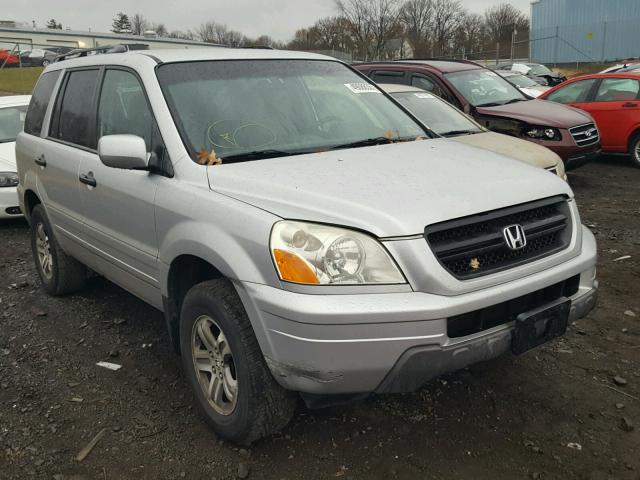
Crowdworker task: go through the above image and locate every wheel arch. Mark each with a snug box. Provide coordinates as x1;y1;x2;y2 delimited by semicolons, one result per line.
23;189;41;222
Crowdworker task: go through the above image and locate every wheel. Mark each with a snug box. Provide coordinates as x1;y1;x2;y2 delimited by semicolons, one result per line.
179;279;296;445
41;59;50;66
630;133;640;168
30;205;87;295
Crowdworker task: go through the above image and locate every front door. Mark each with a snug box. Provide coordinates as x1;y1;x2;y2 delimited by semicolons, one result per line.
77;68;168;304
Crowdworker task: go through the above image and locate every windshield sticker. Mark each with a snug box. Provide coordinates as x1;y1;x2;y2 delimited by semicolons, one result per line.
414;92;435;99
345;83;381;94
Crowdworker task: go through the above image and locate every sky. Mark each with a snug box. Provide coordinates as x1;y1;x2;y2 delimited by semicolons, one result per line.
11;0;532;42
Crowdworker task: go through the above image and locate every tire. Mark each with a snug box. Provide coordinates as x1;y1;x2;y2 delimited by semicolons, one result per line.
630;133;640;168
41;59;50;66
179;279;296;445
30;205;87;295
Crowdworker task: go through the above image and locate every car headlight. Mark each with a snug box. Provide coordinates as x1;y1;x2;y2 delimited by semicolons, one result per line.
270;221;406;285
0;172;18;188
525;127;560;141
545;160;567;181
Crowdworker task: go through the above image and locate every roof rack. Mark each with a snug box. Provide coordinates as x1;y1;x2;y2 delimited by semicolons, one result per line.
53;43;149;62
397;57;483;66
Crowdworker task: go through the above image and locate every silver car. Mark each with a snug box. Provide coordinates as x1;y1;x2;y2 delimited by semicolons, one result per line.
16;48;598;444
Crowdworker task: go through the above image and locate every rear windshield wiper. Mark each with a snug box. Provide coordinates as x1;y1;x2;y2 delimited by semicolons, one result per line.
329;136;417;151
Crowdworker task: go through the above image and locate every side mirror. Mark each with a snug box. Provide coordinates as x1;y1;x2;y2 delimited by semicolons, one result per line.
98;135;149;170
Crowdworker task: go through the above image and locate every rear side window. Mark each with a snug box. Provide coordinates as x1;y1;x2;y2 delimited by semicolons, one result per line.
369;70;406;85
24;70;60;136
595;78;640;102
51;69;100;148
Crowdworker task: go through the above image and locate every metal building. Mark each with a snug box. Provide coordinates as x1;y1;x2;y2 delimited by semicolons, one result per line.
530;0;640;64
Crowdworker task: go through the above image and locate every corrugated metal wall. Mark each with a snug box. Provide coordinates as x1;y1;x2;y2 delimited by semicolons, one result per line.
531;0;640;63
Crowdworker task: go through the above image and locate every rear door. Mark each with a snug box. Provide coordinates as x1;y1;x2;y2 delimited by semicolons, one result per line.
39;68;101;245
77;67;166;304
583;78;640;151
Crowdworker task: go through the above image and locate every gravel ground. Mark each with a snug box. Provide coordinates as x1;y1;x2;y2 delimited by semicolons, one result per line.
1;156;639;480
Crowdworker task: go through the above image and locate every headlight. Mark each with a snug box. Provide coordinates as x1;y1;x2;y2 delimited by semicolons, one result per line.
525;127;560;141
270;221;406;285
546;160;567;181
0;172;18;188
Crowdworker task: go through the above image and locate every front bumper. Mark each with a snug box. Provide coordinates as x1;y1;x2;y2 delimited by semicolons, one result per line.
237;228;598;396
525;135;600;170
0;186;22;219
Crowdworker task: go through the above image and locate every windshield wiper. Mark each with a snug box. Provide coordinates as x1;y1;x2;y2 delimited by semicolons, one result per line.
439;130;477;137
502;98;526;105
329;136;416;151
220;149;299;163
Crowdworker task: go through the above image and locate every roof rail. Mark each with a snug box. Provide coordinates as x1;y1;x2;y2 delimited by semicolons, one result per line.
53;43;148;63
397;57;483;66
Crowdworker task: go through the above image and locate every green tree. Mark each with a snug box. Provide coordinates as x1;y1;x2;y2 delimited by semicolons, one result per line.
112;12;132;33
45;18;62;29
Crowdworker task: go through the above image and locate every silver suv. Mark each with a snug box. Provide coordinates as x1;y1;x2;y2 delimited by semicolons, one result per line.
16;49;598;444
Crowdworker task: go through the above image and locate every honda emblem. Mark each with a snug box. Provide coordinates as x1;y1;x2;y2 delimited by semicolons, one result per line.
503;224;527;250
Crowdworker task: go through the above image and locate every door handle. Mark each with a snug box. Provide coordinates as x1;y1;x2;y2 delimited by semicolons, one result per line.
34;154;46;167
79;172;97;187
622;102;638;108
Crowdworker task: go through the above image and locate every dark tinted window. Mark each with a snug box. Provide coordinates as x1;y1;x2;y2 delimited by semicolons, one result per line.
24;70;60;135
52;69;99;148
370;70;406;85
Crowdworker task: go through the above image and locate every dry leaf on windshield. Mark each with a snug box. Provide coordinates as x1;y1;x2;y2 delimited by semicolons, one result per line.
197;148;223;166
383;130;396;141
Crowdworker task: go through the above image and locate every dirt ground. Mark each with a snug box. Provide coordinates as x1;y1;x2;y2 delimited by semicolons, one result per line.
1;156;639;480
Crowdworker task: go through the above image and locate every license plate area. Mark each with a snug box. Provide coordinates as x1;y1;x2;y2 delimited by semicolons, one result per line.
512;298;571;355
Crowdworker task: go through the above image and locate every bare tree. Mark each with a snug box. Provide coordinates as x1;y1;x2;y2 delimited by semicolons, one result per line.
400;0;434;58
452;12;486;55
484;3;529;45
153;22;168;37
130;13;148;35
197;21;219;43
335;0;374;59
431;0;464;56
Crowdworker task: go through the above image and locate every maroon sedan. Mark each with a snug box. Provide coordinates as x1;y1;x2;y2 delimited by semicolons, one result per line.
355;60;601;170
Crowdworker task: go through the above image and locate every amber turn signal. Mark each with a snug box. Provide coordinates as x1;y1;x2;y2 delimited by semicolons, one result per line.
273;249;320;284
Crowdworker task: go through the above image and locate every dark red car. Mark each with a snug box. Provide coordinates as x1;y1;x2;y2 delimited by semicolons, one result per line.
355;60;601;170
539;73;640;168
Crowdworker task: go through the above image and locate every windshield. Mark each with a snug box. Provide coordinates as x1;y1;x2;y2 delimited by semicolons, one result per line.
506;74;539;88
0;105;27;143
390;91;482;136
446;69;526;107
157;59;428;163
528;64;553;76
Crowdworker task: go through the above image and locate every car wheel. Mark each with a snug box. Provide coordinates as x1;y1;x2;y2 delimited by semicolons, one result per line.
30;205;87;295
41;59;50;66
179;279;296;445
630;133;640;168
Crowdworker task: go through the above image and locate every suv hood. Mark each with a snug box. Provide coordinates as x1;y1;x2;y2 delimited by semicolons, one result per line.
207;139;572;237
476;99;592;128
0;142;16;171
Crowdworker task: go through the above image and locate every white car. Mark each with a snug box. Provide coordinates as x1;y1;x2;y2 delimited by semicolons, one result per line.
496;71;550;98
0;95;30;218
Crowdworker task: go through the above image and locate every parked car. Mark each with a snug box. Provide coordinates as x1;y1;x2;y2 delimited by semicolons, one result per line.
355;60;600;169
539;73;640;167
20;47;73;67
496;70;550;98
17;49;598;444
381;83;566;179
0;49;20;67
0;95;30;218
600;60;640;74
499;63;567;86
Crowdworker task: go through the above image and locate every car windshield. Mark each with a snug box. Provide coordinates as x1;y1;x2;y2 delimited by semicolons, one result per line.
157;59;429;163
506;74;539;88
0;105;27;143
445;69;526;107
528;64;553;76
390;91;482;136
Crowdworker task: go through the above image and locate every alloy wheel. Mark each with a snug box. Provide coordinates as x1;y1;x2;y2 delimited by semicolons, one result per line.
191;315;238;415
35;222;53;280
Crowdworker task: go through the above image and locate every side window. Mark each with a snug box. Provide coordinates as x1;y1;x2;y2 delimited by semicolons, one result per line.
369;70;407;85
97;69;168;168
51;69;100;148
411;74;454;104
546;79;597;104
24;70;60;136
594;78;640;102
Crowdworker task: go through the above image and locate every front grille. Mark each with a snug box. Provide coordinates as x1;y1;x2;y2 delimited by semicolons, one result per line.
447;274;580;338
569;123;599;147
425;196;572;279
